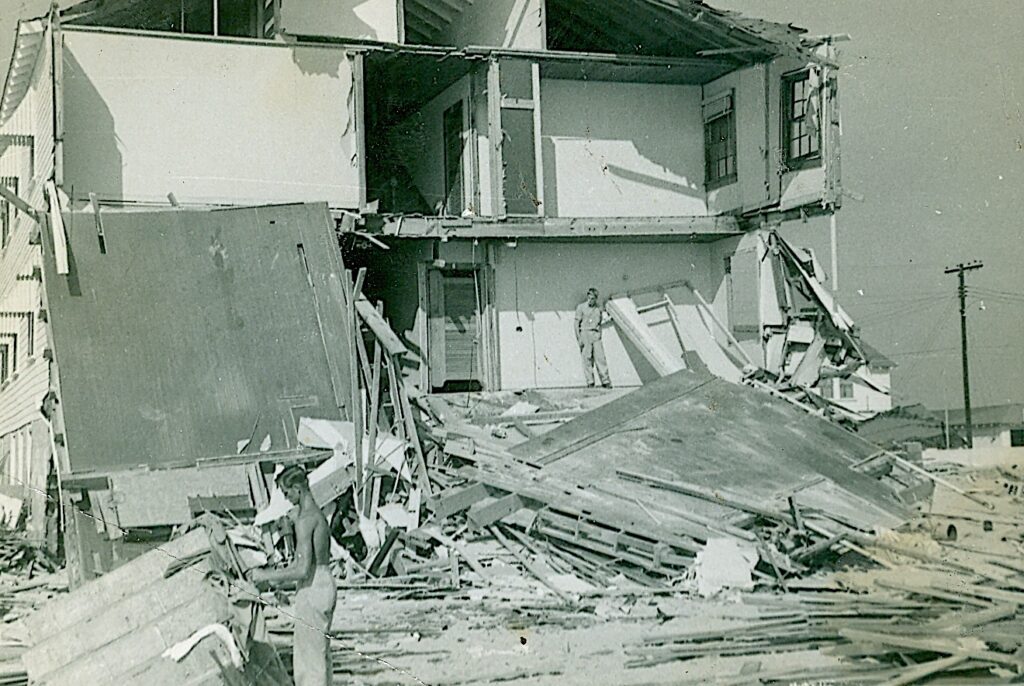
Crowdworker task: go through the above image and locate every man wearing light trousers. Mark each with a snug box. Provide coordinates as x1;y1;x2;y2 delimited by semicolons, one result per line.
575;287;612;388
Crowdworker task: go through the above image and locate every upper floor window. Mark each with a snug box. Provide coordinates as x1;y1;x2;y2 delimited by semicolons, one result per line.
67;0;279;39
703;92;737;190
0;343;8;385
782;70;821;170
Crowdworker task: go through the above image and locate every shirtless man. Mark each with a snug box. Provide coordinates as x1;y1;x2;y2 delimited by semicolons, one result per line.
251;465;337;686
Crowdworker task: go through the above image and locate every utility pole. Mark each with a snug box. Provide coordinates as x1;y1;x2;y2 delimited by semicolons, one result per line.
943;261;983;448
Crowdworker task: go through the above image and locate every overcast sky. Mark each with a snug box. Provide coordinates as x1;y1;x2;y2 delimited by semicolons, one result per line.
3;1;1022;409
714;0;1024;409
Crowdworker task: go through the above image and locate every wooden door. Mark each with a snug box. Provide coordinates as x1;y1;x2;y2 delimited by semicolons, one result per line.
427;268;481;390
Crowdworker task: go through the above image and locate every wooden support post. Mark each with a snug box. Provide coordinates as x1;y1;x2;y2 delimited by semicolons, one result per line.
342;270;363;509
362;340;383;517
392;354;433;496
383;353;405;439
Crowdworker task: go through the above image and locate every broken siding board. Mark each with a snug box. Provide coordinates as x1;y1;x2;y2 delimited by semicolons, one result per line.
23;559;212;681
115;634;234;686
18;528;210;644
40;588;231;686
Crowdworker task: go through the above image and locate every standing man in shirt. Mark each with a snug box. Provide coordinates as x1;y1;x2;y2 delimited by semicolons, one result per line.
575;287;612;388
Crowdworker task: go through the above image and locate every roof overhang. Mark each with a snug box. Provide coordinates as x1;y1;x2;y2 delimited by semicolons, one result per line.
0;19;47;128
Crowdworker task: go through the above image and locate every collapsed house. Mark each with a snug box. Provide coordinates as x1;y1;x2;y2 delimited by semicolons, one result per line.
0;0;904;583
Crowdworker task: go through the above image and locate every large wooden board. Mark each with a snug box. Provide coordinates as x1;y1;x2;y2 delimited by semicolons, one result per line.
40;204;354;471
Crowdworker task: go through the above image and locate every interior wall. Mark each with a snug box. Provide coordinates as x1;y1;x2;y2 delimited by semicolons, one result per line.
539;79;707;218
281;0;401;41
62;30;362;208
704;64;771;215
363;239;430;357
490;240;723;389
432;0;544;49
391;75;474;215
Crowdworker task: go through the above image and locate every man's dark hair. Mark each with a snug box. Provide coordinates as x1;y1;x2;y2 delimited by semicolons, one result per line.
276;465;308;490
587;287;598;296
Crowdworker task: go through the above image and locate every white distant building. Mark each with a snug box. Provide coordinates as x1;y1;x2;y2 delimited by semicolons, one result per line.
940;404;1024;449
819;342;894;419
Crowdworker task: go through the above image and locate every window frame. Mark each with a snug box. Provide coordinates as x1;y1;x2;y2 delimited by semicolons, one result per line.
703;90;738;191
1010;428;1024;448
1;176;18;250
781;69;823;171
839;379;855;399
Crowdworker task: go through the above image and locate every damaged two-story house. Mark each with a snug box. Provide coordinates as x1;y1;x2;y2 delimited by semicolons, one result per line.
0;0;872;556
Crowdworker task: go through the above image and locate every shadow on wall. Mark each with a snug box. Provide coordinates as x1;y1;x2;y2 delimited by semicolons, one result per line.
289;45;346;78
61;49;122;203
284;0;388;43
540;81;706;217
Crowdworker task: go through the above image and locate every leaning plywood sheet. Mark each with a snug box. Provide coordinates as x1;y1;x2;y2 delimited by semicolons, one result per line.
40;203;354;471
673;304;743;383
515;370;914;531
606;296;685;377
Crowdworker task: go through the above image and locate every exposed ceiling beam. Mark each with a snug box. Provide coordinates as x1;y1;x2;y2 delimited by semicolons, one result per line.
561;7;639;50
431;0;473;14
600;0;720;56
408;0;455;28
405;5;445;36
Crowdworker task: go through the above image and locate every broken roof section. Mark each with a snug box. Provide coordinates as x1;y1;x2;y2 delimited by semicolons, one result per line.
60;0;821;68
544;0;812;63
40;203;355;473
0;18;46;128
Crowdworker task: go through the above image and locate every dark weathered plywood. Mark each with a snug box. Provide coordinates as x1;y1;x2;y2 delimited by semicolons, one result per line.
40;204;353;472
516;370;911;531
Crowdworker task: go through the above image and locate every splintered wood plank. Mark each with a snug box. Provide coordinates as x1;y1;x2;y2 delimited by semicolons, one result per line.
355;298;408;356
468;494;524;528
19;528;210;645
428;482;490;520
116;634;234;686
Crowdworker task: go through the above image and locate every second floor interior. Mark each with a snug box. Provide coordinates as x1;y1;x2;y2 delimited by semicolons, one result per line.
0;0;841;227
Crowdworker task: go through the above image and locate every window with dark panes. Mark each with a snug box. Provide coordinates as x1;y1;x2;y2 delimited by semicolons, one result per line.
703;93;736;189
1011;429;1024;448
819;380;834;399
782;70;821;169
839;380;854;399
